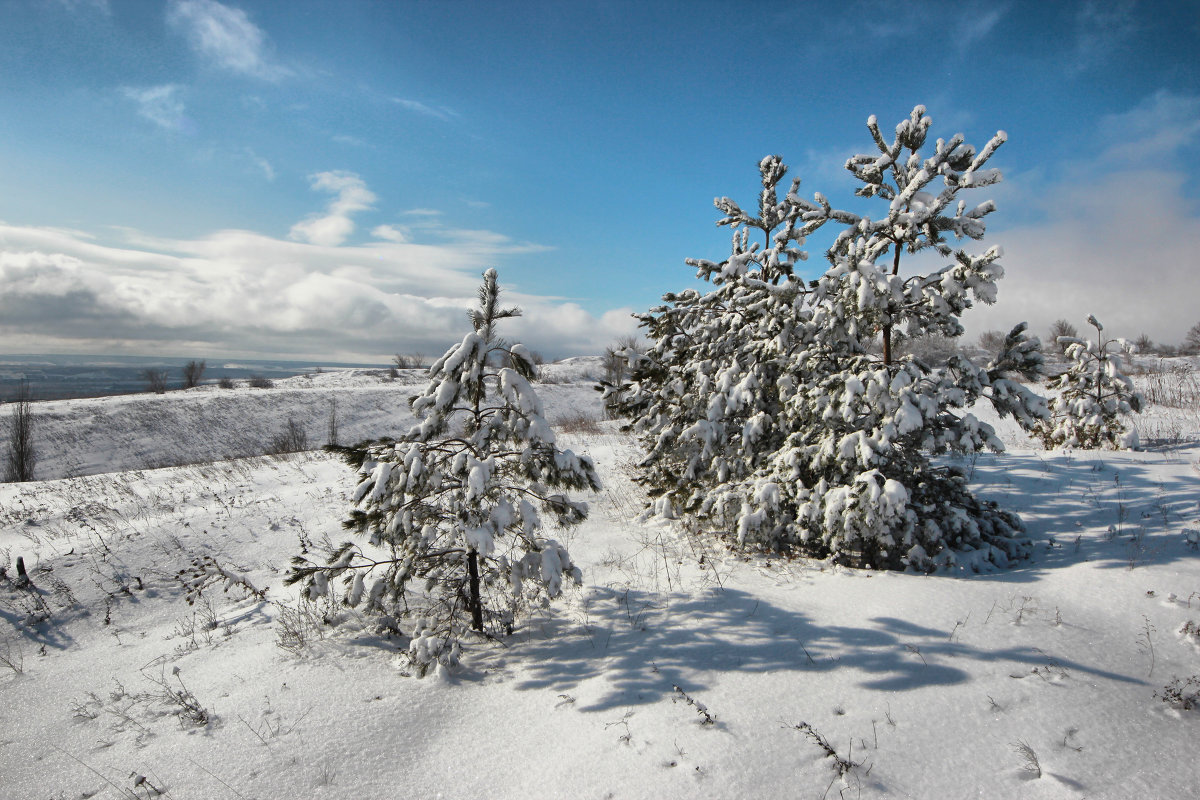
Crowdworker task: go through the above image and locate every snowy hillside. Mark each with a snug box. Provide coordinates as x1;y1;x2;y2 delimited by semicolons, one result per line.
2;364;1199;799
21;359;605;479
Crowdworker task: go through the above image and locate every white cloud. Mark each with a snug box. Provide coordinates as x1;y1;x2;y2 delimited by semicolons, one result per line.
1070;0;1137;74
392;97;458;121
289;171;377;247
0;219;624;361
955;89;1200;348
954;3;1006;49
1097;90;1200;164
246;149;275;181
123;84;187;130
967;175;1200;348
332;134;370;148
167;0;290;80
371;225;408;243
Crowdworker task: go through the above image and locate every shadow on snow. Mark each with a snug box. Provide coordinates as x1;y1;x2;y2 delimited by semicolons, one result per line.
491;585;1139;712
954;445;1199;579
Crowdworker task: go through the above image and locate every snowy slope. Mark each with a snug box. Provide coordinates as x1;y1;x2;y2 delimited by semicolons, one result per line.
19;364;604;479
1;370;1199;799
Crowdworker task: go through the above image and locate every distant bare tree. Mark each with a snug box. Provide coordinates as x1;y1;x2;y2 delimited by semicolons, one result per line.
327;399;339;447
182;360;206;389
393;353;425;370
601;335;646;418
1184;321;1200;354
898;333;962;363
1049;319;1078;354
6;381;36;482
977;329;1007;356
142;368;168;394
1133;333;1155;354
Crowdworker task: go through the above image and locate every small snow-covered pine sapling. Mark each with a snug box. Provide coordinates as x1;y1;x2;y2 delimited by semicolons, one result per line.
616;105;1048;571
1039;315;1144;450
286;270;600;674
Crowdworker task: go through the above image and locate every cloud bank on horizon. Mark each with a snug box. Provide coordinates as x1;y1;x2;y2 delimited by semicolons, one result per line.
0;185;637;361
1;0;1198;359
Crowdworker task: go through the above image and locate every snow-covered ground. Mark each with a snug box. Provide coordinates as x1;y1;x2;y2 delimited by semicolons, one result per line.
2;361;1198;799
22;359;605;479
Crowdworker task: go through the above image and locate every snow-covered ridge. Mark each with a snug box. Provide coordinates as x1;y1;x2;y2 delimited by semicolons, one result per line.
12;366;604;479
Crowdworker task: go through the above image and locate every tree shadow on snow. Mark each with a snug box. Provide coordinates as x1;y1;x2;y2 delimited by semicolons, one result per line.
953;446;1200;581
492;586;1139;712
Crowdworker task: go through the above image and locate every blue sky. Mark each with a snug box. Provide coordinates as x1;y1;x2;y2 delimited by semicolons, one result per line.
1;0;1197;361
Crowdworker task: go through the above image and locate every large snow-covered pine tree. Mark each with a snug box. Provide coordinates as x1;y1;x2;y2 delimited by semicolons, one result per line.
617;106;1047;572
287;269;600;674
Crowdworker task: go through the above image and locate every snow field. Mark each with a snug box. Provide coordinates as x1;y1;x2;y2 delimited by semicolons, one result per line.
0;369;1197;799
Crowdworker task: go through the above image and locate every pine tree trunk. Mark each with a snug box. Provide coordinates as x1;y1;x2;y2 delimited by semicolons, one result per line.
883;244;902;367
466;549;483;632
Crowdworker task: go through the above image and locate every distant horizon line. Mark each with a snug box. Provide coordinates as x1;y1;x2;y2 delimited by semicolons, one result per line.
0;352;392;368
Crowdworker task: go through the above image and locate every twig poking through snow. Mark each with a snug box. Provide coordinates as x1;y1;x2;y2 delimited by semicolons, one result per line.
672;685;716;725
787;721;858;776
1010;739;1042;778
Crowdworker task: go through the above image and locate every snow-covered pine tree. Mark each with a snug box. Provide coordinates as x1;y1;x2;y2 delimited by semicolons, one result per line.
286;269;600;674
618;106;1047;572
610;155;840;523
1038;315;1143;450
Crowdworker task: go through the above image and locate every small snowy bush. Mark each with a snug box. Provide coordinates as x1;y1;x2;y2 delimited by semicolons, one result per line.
617;106;1047;572
286;270;600;674
1039;315;1144;450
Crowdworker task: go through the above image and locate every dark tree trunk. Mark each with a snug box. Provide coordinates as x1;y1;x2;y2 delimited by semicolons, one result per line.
466;550;483;632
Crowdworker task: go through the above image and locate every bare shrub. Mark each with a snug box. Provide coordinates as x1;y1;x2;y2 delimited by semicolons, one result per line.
1156;675;1200;711
898;332;962;363
217;376;236;389
6;380;36;482
1140;363;1199;408
276;600;327;654
978;329;1008;357
1049;319;1078;354
142;368;168;394
248;375;274;389
1010;739;1042;778
0;633;23;674
269;419;308;454
393;353;425;370
181;359;206;389
327;399;339;447
554;411;601;435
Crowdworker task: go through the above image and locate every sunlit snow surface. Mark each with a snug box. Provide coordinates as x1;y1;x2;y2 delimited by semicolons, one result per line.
1;361;1198;799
